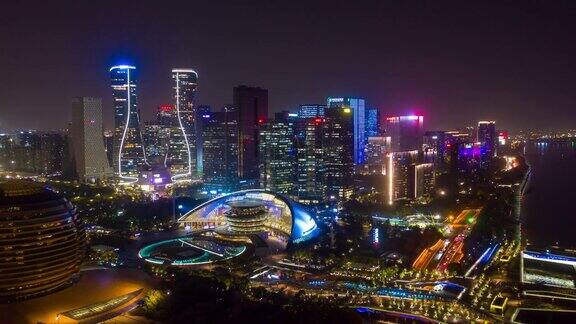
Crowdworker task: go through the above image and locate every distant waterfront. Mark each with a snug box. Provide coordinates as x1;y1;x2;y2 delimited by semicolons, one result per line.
522;139;576;248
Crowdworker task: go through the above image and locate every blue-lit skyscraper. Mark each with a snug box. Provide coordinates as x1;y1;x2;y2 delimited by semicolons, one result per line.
365;107;379;138
326;97;365;164
110;65;147;182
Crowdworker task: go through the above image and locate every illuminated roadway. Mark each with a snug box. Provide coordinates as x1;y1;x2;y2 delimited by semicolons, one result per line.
412;239;445;271
413;209;481;271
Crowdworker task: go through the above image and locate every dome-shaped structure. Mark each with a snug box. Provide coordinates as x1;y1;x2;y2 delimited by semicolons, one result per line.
0;180;85;302
178;190;319;244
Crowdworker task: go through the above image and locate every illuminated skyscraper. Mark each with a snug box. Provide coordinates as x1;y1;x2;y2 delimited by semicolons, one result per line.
201;106;239;193
365;136;391;175
412;163;434;199
298;104;325;118
477;121;496;166
110;65;146;182
234;86;268;184
294;115;325;203
70;97;111;182
322;106;354;201
195;105;212;175
327;97;366;164
259;112;295;194
170;69;198;181
365;107;379;138
384;115;424;151
386;150;418;205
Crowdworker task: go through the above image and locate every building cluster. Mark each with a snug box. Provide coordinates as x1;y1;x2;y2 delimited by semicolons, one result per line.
0;64;507;206
0;130;68;176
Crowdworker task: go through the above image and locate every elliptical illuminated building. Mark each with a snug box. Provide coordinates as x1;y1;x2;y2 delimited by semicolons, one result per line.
110;65;147;183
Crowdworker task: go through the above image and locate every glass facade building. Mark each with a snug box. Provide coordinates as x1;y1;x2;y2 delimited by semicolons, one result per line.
327;97;365;164
383;115;424;152
170;69;198;181
233;86;269;183
110;65;146;183
258;113;295;194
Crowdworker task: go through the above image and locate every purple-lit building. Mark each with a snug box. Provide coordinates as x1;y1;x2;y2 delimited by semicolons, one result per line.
477;121;496;168
383;115;424;152
457;142;484;174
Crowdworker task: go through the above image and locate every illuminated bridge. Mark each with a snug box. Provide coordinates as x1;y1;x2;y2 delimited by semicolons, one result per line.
178;190;320;245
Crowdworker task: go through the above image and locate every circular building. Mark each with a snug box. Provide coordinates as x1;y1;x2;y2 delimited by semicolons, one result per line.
0;180;85;302
224;199;268;234
178;190;319;245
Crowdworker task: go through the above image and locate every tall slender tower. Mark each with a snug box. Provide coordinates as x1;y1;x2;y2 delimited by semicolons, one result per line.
110;65;146;182
233;86;268;184
70;97;111;182
170;69;198;181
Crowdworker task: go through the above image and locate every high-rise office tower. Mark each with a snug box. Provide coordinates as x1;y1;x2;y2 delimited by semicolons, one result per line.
327;97;365;164
365;136;392;175
294;115;325;203
322;106;354;201
70;97;112;182
477;121;497;166
158;103;189;180
195;105;212;175
201;106;239;193
143;118;169;166
233;86;268;183
171;69;198;181
259;112;295;194
110;65;146;182
298;104;325;118
365;107;380;139
412;163;434;199
423;131;447;174
384;115;424;152
386;150;418;205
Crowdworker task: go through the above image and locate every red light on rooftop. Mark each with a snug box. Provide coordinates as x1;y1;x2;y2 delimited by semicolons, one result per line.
159;105;173;112
257;117;266;124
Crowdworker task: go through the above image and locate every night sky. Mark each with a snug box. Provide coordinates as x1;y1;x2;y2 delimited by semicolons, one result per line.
1;0;575;132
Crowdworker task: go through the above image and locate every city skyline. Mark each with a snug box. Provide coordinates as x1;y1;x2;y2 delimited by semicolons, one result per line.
2;1;576;132
1;2;576;323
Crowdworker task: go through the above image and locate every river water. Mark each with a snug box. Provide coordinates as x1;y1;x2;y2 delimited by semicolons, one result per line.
522;139;576;248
